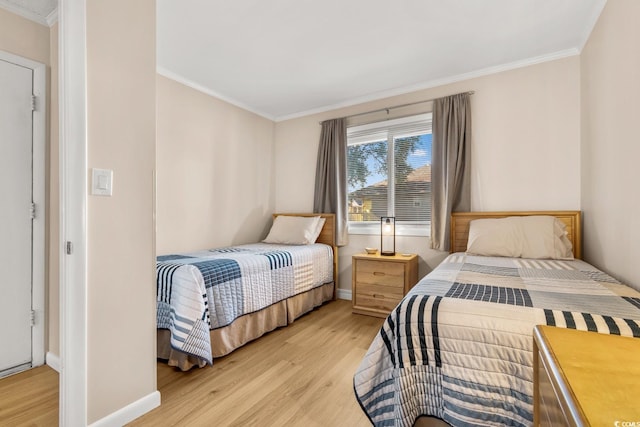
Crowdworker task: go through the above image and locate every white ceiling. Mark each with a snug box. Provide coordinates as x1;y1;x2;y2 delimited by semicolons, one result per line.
1;1;606;121
158;0;606;121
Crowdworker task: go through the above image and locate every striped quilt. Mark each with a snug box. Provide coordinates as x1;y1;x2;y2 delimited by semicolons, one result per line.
157;243;333;365
354;253;640;426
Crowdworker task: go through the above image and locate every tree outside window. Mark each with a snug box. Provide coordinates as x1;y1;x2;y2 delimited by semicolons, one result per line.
347;113;432;235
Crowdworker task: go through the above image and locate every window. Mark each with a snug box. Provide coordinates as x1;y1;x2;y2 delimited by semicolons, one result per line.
347;113;432;236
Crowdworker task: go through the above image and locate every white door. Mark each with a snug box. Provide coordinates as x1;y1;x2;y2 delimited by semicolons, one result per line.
0;58;34;376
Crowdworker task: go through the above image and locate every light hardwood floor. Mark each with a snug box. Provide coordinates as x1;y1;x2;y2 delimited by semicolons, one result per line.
0;300;383;426
0;364;58;426
131;299;383;426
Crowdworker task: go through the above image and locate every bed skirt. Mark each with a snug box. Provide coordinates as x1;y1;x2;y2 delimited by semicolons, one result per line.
157;282;335;370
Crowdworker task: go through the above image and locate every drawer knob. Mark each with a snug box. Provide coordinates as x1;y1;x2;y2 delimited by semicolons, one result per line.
373;294;382;298
373;272;386;276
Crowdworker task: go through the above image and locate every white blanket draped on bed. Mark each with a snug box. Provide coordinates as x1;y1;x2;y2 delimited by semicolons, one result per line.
354;253;640;427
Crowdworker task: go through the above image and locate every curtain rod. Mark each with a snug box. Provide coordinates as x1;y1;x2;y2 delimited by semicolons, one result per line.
319;90;474;125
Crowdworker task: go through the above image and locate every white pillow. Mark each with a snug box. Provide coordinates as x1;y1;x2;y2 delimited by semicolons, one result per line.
518;216;566;259
263;216;324;245
466;217;521;258
553;219;574;259
466;216;574;259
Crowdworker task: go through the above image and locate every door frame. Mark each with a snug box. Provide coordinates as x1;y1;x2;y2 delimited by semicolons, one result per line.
0;50;46;370
59;0;88;424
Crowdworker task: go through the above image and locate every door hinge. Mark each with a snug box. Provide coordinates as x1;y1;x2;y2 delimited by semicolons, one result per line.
66;241;73;255
30;310;36;327
31;95;37;111
30;202;36;219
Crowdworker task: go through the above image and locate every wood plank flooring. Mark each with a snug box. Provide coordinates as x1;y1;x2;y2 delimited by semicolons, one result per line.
0;300;383;426
0;365;58;426
131;299;383;426
0;300;384;427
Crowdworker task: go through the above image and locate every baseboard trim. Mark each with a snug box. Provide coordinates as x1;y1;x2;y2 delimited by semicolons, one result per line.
337;288;352;301
89;391;161;427
45;352;61;373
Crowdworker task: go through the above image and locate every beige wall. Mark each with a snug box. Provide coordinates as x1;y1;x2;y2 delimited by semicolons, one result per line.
156;75;276;254
15;0;635;419
0;7;49;64
86;0;157;422
581;0;640;291
274;57;581;291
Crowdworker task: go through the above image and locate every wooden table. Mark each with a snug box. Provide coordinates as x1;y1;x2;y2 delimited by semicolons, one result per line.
533;325;640;426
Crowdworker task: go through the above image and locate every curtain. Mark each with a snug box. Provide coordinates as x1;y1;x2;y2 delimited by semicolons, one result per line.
313;118;348;246
431;93;471;251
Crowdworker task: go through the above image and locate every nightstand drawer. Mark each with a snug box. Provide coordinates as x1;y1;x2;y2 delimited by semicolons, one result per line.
354;285;402;313
352;253;418;318
355;260;405;287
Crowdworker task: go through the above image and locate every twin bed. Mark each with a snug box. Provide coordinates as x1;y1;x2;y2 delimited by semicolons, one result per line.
156;210;640;426
156;213;337;370
354;211;640;426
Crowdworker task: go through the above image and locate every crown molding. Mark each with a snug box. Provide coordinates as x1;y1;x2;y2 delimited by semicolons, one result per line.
0;1;56;27
156;67;276;122
275;48;580;122
46;7;58;26
159;47;579;124
577;0;607;52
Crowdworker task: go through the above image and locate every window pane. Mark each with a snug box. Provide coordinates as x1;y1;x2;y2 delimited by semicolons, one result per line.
347;139;388;222
394;133;431;223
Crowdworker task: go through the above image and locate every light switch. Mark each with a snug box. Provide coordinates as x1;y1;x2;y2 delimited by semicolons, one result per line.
97;175;108;190
92;168;113;196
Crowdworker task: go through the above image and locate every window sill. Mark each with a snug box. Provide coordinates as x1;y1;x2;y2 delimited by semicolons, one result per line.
348;223;430;237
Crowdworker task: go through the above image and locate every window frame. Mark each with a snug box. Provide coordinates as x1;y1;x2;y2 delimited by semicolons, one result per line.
346;113;432;237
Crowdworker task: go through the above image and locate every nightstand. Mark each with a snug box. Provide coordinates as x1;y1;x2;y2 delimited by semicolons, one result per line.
352;253;418;318
533;325;640;426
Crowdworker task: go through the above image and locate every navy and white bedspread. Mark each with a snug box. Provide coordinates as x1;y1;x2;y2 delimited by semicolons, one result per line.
157;243;333;365
354;253;640;426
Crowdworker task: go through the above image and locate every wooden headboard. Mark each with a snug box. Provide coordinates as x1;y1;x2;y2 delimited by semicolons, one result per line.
273;213;338;299
450;211;582;259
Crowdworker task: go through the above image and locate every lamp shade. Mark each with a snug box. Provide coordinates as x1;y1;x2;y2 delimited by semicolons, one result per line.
380;217;395;256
